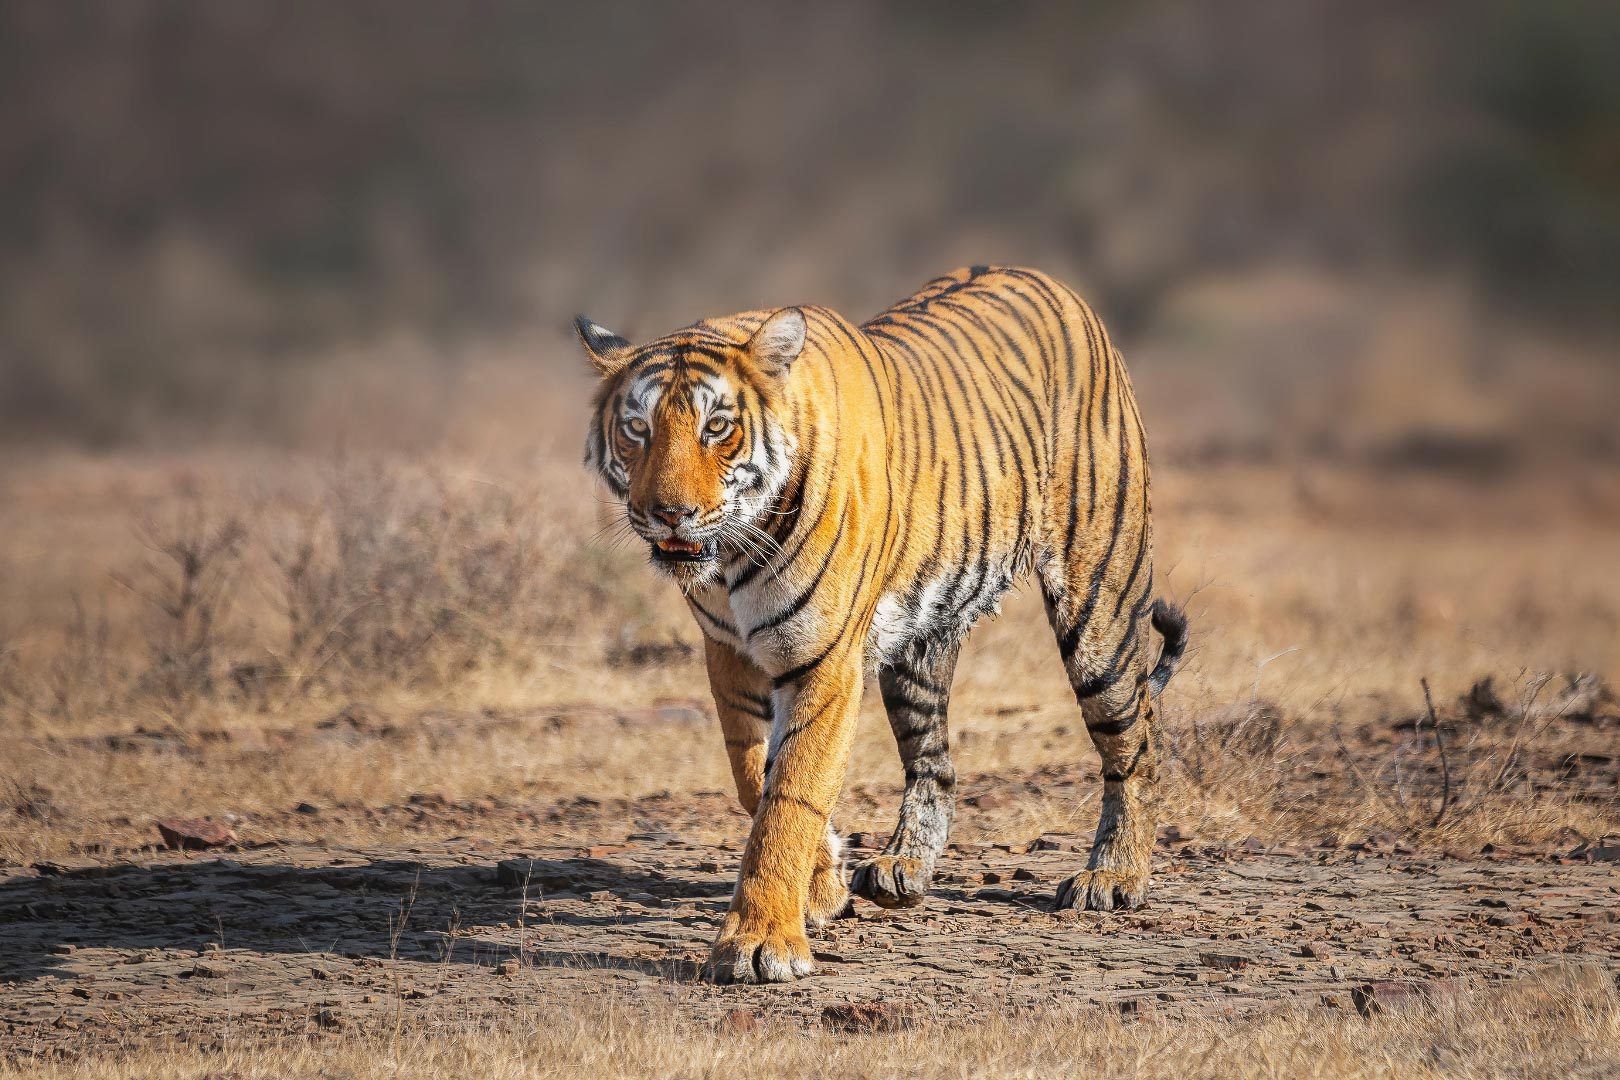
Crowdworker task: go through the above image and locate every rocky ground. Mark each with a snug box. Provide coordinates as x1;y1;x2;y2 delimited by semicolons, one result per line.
4;790;1616;1064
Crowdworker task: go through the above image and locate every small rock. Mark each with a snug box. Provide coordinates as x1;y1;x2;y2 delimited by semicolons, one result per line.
189;962;227;979
495;958;520;977
1198;952;1249;971
718;1007;762;1034
1351;980;1458;1016
1011;867;1038;881
314;1008;348;1030
1590;845;1620;863
1300;941;1331;959
698;860;724;873
966;792;1005;810
155;817;236;851
1031;834;1084;853
585;844;631;859
821;1002;914;1033
1487;912;1525;927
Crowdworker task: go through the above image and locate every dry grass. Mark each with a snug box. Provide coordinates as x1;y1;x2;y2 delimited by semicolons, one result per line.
0;435;1617;865
6;966;1616;1079
1;405;1618;1077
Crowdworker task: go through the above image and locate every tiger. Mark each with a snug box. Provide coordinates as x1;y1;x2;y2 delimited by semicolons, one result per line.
579;265;1188;984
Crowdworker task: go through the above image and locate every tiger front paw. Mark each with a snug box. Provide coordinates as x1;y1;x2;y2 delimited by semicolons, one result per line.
704;914;815;984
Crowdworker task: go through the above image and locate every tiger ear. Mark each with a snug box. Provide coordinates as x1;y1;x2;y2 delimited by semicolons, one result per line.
575;315;632;377
746;307;806;377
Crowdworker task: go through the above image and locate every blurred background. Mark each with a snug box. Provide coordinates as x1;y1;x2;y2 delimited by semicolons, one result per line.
1;0;1616;459
0;0;1617;872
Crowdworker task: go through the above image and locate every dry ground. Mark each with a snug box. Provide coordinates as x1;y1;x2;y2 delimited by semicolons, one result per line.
1;447;1618;1074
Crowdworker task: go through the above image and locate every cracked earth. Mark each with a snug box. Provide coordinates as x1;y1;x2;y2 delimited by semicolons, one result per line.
4;796;1616;1060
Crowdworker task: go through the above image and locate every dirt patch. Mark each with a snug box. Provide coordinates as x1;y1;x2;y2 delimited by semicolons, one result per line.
3;789;1615;1060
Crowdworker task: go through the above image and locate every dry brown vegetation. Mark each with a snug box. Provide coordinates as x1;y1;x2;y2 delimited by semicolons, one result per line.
3;411;1617;864
3;966;1616;1079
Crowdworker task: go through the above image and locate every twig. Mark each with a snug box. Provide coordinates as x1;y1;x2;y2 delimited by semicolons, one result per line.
1421;678;1450;828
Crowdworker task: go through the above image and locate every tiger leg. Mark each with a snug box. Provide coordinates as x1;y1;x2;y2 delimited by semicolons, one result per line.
706;653;863;984
1060;674;1160;910
849;637;960;908
1045;596;1161;911
703;638;848;927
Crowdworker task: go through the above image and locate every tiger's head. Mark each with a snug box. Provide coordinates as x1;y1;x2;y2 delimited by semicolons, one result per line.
579;308;805;585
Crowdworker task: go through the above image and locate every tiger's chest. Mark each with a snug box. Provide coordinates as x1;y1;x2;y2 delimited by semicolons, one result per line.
688;559;1015;676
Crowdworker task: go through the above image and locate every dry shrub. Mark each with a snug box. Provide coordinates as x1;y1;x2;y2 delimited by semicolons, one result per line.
256;464;572;698
1368;671;1620;845
2;461;644;724
1161;697;1304;840
1170;698;1289;792
1160;670;1620;850
112;507;246;719
40;596;121;725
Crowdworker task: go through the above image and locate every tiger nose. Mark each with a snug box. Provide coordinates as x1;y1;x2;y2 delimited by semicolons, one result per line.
651;504;697;528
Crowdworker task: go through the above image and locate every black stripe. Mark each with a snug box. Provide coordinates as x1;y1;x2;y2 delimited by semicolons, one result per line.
1101;739;1148;782
1059;405;1134;661
747;499;851;639
1087;708;1140;738
689;597;738;637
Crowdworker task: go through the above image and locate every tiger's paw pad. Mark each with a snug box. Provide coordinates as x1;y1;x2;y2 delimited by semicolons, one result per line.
704;925;815;985
849;855;932;909
1054;869;1148;912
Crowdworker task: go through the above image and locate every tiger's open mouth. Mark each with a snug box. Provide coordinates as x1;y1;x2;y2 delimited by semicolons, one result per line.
652;537;717;563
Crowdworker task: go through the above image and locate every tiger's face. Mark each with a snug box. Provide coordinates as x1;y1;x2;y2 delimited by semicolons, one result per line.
580;308;806;584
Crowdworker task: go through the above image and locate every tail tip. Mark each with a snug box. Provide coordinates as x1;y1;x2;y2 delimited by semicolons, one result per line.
1148;598;1189;695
